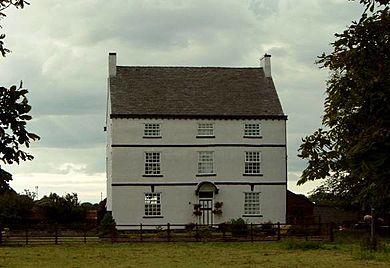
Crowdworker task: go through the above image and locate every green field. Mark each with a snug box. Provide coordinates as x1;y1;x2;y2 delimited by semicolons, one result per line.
1;239;389;268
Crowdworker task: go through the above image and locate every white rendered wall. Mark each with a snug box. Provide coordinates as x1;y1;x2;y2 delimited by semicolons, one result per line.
108;118;287;225
112;184;286;228
111;146;285;183
112;119;285;145
105;88;113;211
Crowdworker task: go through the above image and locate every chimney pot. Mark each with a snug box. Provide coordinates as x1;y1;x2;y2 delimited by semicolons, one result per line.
109;52;117;77
260;53;272;78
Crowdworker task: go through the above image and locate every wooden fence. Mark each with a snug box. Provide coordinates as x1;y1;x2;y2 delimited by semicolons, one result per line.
0;223;334;245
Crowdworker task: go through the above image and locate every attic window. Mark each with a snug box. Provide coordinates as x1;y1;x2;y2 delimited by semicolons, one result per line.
244;123;261;138
144;123;161;138
197;123;214;138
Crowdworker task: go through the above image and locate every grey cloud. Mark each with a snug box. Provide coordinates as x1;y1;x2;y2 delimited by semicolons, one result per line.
28;115;105;149
1;0;365;200
6;147;106;175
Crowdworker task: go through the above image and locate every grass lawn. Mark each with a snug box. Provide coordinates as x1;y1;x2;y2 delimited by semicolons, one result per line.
1;239;389;268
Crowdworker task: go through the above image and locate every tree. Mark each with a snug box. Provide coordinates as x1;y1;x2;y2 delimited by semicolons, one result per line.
1;0;38;192
35;193;86;224
0;1;28;56
98;213;117;238
0;190;34;224
298;1;390;212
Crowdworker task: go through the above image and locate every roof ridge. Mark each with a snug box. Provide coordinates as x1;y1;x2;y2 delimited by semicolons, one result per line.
116;65;263;69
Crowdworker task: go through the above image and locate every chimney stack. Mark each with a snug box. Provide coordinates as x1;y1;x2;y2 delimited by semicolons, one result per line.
109;52;117;77
260;53;271;78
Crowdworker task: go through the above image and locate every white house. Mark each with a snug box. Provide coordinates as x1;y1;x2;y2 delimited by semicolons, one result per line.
106;53;287;228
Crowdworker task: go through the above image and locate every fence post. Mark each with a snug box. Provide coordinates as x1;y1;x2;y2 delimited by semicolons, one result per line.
83;224;87;244
319;222;322;238
25;228;29;245
167;223;171;242
304;223;308;241
277;222;281;241
329;223;334;242
140;223;143;242
250;223;253;242
54;224;58;245
0;223;2;244
195;223;199;242
222;224;226;241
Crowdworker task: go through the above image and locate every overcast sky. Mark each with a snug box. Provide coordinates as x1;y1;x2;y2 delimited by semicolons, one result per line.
1;0;364;203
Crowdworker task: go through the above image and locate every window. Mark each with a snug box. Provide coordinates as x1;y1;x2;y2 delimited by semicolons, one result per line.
198;151;214;174
244;192;261;215
144;123;161;137
144;193;161;216
245;151;261;174
244;123;261;137
144;152;161;175
197;123;214;137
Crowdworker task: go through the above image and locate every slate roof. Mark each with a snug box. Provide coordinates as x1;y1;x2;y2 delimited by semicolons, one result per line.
109;66;286;119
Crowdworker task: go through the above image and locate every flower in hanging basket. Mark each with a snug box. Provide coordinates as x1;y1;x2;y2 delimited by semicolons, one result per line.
214;202;223;209
212;209;222;215
193;203;202;216
193;210;202;216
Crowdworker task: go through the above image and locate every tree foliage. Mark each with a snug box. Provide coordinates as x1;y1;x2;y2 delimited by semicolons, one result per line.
35;193;87;224
0;190;34;224
298;1;390;210
0;1;29;56
0;0;38;192
0;83;39;191
98;212;117;238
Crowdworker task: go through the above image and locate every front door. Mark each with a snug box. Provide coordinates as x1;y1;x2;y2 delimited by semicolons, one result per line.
199;198;213;225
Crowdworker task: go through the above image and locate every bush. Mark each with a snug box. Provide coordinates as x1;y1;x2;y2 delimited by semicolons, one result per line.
185;222;196;231
261;221;276;235
98;213;117;238
228;218;248;236
0;191;34;224
282;239;324;250
194;226;212;240
359;235;388;252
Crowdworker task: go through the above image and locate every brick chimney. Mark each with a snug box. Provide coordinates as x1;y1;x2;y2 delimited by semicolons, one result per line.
108;52;117;77
260;53;271;78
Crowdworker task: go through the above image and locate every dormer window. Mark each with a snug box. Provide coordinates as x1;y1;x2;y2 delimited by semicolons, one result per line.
197;123;214;138
244;123;261;138
144;123;161;138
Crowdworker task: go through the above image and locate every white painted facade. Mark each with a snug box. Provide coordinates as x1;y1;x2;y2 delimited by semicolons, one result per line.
106;118;287;227
106;53;287;228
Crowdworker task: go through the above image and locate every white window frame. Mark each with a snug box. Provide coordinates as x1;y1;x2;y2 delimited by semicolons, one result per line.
144;123;161;137
244;151;261;175
144;152;161;175
197;123;214;137
144;192;161;216
244;123;261;137
197;151;215;175
244;192;261;215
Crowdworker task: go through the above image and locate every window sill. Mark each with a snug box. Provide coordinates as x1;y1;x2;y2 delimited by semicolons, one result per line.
242;214;263;217
143;216;164;219
196;135;215;139
196;173;217;177
243;136;262;139
143;136;162;139
243;173;263;176
142;174;164;177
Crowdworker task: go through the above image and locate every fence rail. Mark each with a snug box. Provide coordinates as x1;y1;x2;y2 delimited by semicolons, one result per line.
0;222;335;245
